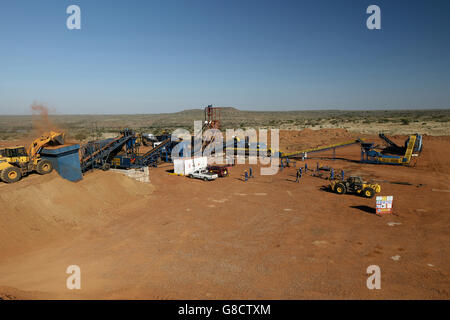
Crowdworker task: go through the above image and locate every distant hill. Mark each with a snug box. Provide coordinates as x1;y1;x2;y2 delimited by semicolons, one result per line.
175;108;203;114
176;106;240;114
220;107;240;112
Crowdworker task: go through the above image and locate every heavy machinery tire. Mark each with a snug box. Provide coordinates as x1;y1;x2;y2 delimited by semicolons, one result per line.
1;166;22;183
102;163;111;171
188;174;193;179
36;160;53;175
362;187;375;198
203;177;208;181
335;183;346;195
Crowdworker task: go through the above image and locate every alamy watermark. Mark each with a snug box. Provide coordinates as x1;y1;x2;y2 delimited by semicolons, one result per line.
66;5;381;31
66;5;81;30
66;265;81;290
366;5;381;30
170;122;280;175
366;265;381;290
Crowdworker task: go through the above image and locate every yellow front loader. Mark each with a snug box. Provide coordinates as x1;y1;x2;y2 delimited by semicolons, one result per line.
0;131;65;183
330;176;381;198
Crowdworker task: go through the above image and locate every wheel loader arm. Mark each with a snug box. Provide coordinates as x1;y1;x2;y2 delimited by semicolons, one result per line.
28;131;65;159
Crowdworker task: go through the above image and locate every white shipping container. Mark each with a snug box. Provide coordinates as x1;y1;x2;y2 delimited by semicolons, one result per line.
194;156;208;170
173;158;195;175
173;157;207;175
173;158;186;175
184;159;195;175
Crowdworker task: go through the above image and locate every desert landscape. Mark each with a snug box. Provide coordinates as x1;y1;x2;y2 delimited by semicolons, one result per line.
1;108;449;143
1;0;449;308
0;109;449;300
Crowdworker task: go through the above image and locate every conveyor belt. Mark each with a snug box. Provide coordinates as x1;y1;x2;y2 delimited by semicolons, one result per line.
281;139;364;158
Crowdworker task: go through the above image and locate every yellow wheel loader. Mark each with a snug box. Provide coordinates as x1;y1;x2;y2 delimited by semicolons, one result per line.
0;131;65;183
330;176;381;198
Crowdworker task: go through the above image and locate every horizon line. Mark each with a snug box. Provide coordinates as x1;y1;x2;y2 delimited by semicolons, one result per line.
0;107;449;116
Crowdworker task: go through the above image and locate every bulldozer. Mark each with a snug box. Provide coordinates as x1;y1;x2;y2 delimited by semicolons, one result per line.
0;131;65;183
330;176;381;198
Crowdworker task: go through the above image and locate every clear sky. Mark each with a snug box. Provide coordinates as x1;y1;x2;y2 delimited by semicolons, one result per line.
0;0;449;115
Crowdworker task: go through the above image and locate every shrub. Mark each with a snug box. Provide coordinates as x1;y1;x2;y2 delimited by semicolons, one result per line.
401;118;410;125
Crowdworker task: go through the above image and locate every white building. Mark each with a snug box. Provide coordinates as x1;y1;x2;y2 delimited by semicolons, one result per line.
173;157;208;175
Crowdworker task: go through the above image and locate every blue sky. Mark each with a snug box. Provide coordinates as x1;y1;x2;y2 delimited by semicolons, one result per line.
0;0;449;114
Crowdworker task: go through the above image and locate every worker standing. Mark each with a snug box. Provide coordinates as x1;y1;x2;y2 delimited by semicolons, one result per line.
295;169;301;183
244;170;248;182
286;158;290;168
341;169;345;180
330;168;334;180
249;167;254;178
280;159;284;171
305;163;308;173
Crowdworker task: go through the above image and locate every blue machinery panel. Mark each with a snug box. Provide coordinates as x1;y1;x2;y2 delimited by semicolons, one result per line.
41;144;83;182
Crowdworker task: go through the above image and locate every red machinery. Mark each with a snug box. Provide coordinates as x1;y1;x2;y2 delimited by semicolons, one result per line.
207;165;230;177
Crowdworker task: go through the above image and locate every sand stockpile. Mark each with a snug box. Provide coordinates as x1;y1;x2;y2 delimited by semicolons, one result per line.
0;171;154;257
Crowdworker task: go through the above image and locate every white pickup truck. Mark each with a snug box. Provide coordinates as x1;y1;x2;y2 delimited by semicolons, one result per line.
188;169;218;181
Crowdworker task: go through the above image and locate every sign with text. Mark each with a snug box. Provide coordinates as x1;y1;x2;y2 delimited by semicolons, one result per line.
376;196;393;214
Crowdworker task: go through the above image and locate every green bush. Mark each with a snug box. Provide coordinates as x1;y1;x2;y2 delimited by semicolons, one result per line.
401;118;410;125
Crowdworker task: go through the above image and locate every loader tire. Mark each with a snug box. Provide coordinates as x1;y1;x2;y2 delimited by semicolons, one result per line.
102;163;111;171
37;160;53;175
335;183;346;195
1;166;22;183
362;187;375;199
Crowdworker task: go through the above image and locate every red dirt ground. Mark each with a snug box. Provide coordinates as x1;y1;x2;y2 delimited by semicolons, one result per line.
0;129;449;299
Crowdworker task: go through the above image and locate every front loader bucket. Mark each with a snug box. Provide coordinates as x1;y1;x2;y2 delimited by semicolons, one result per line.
51;132;65;145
